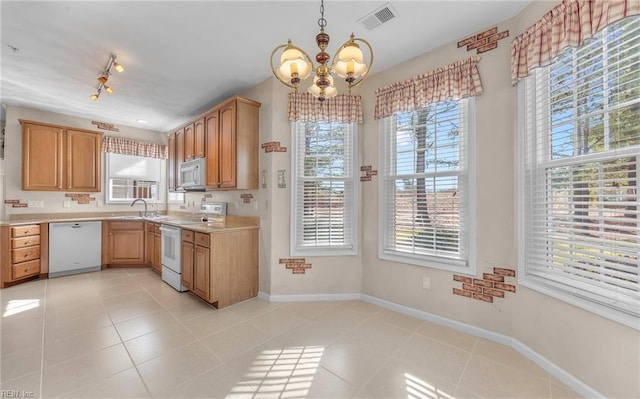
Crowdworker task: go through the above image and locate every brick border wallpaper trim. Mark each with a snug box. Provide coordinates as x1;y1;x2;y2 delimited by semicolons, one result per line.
91;121;119;132
457;27;509;54
279;258;312;274
360;165;378;182
453;267;516;303
65;193;96;205
262;141;287;153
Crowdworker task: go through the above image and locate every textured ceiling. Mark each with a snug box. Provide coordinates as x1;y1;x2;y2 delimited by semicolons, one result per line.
0;1;530;132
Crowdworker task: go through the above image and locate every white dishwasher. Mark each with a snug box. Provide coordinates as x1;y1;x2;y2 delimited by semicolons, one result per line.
49;221;102;277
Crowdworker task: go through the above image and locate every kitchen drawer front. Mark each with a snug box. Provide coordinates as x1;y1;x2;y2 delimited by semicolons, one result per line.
182;230;194;243
12;235;41;249
12;260;40;280
147;222;161;234
195;232;210;248
12;246;41;263
11;225;40;238
108;221;144;230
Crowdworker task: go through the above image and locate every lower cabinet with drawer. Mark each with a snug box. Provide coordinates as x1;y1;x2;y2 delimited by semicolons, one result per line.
180;227;258;308
1;223;48;288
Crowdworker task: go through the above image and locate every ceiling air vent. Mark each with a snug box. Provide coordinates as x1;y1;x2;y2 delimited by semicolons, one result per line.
357;3;397;31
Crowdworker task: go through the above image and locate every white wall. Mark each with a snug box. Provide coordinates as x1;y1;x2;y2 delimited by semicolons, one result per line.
3;105;167;218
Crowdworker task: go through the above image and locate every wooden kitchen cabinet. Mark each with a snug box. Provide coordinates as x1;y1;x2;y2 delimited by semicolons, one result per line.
66;129;101;191
102;221;146;267
193;244;210;300
20;120;101;192
168;95;259;191
184;123;195;161
21;123;64;191
184;118;205;161
175;128;185;189
0;223;48;288
167;132;176;192
193;117;206;158
183;228;258;308
145;222;162;273
206;97;260;190
181;230;194;290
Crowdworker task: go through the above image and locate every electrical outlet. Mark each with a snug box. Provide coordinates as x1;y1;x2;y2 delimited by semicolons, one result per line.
422;276;431;290
254;201;259;211
63;200;71;208
28;200;38;208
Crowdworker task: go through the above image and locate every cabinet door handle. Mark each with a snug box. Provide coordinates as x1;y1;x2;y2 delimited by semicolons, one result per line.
24;241;31;245
24;230;30;234
24;253;31;257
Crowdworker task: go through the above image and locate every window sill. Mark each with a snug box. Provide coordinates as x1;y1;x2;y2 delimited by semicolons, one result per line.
379;250;474;275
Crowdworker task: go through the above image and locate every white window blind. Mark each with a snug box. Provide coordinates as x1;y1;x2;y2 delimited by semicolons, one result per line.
520;16;640;323
380;99;474;271
291;121;357;255
105;153;162;203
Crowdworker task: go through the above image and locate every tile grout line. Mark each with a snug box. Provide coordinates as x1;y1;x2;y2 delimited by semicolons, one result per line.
108;269;164;398
38;278;48;399
453;336;479;396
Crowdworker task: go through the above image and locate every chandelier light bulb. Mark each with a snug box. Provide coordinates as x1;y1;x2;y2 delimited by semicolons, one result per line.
113;62;124;73
104;85;113;94
90;93;99;101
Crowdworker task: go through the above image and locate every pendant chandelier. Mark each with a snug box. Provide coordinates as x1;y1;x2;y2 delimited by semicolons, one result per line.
270;0;373;102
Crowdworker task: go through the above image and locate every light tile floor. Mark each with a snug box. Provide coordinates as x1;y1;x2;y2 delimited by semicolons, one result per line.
0;268;582;398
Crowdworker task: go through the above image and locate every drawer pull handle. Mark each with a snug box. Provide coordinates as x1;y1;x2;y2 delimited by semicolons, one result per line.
25;241;31;245
25;253;31;257
24;230;30;234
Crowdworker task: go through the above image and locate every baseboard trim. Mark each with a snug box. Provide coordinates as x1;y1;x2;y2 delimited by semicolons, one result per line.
359;294;604;399
258;291;602;398
257;291;360;302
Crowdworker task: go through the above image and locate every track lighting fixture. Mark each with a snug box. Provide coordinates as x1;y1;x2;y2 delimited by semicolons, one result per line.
90;53;124;101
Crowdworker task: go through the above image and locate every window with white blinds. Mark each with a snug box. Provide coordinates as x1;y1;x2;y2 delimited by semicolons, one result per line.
291;121;357;255
520;16;640;326
379;99;475;272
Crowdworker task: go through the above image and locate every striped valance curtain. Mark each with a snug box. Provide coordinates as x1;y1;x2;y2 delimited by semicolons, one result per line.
374;56;483;120
511;0;640;84
102;136;168;159
288;92;363;124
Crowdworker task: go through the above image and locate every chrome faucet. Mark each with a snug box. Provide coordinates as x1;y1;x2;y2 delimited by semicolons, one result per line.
130;198;148;217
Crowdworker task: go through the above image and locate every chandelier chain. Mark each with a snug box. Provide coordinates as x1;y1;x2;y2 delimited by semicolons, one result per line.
318;0;327;29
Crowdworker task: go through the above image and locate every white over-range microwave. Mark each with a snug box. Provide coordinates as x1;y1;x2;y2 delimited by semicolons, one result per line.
179;158;206;191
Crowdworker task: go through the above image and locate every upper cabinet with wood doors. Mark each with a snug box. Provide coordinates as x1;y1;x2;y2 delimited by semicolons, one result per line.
206;96;260;190
20;120;102;192
167;95;260;192
167;132;177;192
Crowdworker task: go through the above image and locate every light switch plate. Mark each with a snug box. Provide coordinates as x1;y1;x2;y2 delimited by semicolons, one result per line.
262;170;267;189
277;170;286;188
63;200;71;208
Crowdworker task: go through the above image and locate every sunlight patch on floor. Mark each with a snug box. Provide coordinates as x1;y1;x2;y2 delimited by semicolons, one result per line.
3;299;40;317
240;346;325;398
405;372;455;399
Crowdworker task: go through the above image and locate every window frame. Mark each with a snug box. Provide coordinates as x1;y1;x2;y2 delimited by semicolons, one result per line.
290;120;359;257
517;18;640;329
378;98;476;274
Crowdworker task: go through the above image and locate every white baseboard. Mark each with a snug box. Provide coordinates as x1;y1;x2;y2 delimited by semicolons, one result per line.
360;294;603;399
258;291;360;302
258;291;603;398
